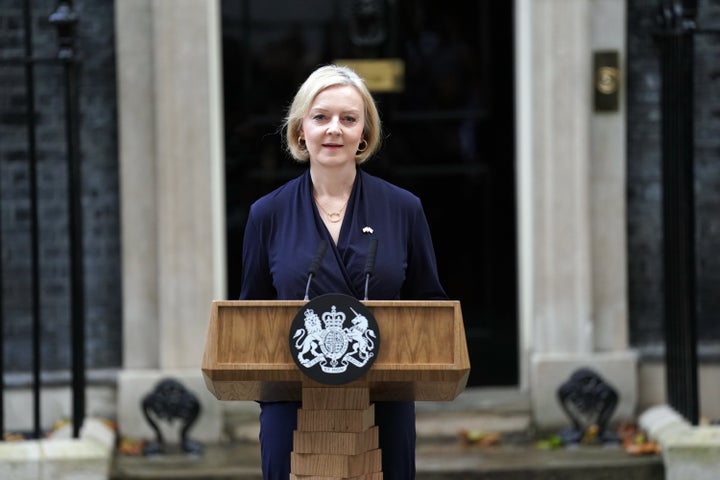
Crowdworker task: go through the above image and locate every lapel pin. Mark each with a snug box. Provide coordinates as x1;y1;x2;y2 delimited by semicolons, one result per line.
362;226;374;234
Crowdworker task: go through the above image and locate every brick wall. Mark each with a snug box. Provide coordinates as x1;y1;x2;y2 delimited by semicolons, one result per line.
0;0;120;371
627;0;720;352
693;1;720;348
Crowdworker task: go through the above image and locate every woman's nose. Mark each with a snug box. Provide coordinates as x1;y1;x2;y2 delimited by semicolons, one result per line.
326;117;341;134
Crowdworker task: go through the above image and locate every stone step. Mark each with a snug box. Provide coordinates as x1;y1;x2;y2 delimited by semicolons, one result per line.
109;440;664;480
110;408;663;480
110;389;664;480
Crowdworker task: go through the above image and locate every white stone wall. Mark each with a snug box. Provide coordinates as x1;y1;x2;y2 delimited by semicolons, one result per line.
117;0;226;372
115;0;226;442
515;0;637;430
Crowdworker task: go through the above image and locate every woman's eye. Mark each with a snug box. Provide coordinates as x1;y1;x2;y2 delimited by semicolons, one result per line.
343;116;357;123
313;114;326;121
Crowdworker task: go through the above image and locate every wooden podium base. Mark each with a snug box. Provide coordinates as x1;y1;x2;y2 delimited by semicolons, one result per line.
202;299;470;479
290;386;383;479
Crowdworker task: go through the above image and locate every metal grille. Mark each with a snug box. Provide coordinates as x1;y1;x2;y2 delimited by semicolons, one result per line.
0;0;85;439
654;0;720;425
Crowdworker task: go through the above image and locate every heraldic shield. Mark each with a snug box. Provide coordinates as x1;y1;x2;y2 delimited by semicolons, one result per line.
289;293;380;385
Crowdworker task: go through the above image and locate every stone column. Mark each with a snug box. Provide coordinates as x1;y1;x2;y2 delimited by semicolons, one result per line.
115;0;226;442
589;0;630;355
152;0;227;369
516;0;637;430
116;0;159;371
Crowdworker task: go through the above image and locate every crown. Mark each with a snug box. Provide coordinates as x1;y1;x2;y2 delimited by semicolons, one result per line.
322;306;346;329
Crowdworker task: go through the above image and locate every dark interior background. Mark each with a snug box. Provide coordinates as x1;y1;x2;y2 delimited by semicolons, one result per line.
221;0;517;386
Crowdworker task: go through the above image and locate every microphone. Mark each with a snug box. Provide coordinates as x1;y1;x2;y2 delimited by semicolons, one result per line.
303;240;327;301
363;238;378;301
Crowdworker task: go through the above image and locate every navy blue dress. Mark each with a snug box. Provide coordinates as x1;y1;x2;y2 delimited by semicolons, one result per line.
240;168;447;479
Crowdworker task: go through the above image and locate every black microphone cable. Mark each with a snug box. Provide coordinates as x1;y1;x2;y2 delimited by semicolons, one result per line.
304;240;328;301
363;238;378;301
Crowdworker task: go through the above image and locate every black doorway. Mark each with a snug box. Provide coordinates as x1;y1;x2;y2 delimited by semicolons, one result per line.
221;0;517;386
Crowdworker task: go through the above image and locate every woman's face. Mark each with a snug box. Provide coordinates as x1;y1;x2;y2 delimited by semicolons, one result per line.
301;85;365;168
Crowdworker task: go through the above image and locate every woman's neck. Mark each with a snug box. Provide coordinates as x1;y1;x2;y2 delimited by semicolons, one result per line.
310;164;356;197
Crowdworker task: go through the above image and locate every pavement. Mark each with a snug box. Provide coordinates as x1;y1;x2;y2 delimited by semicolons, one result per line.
110;388;665;480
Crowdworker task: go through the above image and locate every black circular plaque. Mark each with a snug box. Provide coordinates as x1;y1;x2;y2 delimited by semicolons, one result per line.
288;293;380;385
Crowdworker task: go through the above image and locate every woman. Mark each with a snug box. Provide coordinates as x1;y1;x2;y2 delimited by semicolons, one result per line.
240;64;447;479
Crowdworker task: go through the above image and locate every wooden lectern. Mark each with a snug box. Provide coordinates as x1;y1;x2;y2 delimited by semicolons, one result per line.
202;300;470;479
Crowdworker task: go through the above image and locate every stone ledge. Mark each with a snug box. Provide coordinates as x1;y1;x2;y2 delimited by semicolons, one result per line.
639;404;720;480
117;369;222;444
530;351;639;431
0;417;115;480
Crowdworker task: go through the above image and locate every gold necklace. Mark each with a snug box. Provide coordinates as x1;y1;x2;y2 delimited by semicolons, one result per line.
314;195;348;223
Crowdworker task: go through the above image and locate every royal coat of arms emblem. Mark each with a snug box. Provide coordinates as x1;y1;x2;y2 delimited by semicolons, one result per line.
289;293;380;385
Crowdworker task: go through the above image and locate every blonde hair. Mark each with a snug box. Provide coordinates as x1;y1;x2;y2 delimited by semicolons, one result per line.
283;64;382;164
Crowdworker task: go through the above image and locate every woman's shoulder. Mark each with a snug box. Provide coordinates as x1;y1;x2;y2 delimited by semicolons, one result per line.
360;169;422;208
249;173;305;218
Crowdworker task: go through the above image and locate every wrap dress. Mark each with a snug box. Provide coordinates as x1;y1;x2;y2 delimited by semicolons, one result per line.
240;168;447;479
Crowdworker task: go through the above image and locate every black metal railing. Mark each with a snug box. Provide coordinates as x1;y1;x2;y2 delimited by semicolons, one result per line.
654;0;720;426
0;0;85;440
